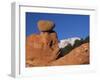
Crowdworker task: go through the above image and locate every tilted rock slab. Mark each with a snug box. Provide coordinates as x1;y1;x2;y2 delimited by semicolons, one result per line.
48;43;89;66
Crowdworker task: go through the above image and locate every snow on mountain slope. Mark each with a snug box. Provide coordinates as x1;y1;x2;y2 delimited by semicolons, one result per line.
58;37;81;48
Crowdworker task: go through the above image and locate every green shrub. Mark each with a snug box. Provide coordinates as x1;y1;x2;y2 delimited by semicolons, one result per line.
59;44;73;57
73;39;82;48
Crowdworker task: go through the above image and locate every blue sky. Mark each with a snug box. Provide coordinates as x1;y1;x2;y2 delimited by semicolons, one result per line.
26;12;89;40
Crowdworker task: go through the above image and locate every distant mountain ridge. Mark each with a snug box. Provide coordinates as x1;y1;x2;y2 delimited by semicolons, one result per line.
58;37;81;48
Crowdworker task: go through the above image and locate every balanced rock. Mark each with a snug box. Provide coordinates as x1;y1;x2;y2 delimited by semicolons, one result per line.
37;20;55;32
26;20;60;67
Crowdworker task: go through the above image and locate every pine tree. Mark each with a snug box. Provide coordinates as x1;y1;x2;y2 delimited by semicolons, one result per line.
73;39;82;48
60;44;73;57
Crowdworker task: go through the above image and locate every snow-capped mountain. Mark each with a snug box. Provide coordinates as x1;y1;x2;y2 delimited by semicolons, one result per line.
58;37;81;48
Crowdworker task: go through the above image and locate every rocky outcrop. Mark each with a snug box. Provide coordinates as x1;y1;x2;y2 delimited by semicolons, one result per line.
26;20;89;67
48;43;89;66
26;20;60;67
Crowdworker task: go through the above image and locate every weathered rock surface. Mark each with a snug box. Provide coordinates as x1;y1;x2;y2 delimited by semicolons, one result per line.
48;43;89;66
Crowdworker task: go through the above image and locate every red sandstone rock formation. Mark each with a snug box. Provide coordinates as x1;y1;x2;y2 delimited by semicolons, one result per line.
26;20;60;67
48;43;89;66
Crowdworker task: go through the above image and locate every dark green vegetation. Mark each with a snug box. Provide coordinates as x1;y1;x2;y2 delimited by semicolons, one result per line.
57;36;89;58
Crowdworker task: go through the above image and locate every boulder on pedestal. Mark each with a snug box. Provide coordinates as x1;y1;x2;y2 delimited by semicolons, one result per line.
26;20;60;67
